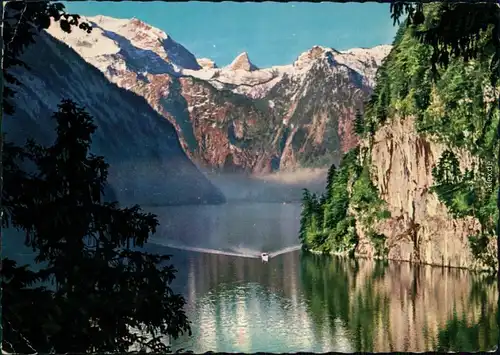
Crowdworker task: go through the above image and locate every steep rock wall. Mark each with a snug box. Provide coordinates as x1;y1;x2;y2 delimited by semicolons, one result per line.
355;116;485;269
4;31;225;206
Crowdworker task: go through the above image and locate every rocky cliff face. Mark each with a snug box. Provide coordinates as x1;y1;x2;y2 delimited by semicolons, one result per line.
354;117;489;269
348;9;498;271
47;16;391;174
4;31;225;206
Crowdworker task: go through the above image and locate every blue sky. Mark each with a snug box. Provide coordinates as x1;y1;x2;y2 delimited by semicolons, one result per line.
64;2;398;68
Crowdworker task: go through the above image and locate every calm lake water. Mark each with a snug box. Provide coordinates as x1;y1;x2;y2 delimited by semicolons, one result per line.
144;202;498;353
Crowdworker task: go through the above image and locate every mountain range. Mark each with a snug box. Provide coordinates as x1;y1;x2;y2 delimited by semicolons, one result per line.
47;15;391;174
3;29;224;206
6;12;482;269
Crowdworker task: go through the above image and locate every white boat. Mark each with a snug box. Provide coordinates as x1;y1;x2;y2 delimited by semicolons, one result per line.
261;253;269;262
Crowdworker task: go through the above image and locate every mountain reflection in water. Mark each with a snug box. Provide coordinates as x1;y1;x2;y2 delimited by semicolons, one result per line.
142;203;497;353
146;247;497;353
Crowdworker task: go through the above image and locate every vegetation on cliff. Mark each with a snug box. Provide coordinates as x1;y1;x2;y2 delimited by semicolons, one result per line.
365;3;499;270
299;147;390;256
300;3;499;271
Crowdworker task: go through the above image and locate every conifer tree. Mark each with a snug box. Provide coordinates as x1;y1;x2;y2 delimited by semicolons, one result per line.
325;164;337;201
353;109;365;136
2;3;194;352
391;3;499;285
299;189;313;243
319;193;327;207
2;101;191;353
433;150;462;185
310;193;323;230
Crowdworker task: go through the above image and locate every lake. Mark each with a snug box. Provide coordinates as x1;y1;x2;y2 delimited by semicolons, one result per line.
144;202;498;353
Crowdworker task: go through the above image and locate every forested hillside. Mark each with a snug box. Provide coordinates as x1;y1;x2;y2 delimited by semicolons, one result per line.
300;4;499;271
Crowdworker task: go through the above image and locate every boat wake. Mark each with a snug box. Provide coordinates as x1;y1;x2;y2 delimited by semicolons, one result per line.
162;243;302;259
162;244;260;258
268;245;301;258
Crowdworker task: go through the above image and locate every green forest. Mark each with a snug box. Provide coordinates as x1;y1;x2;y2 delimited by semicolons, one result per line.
2;1;499;353
299;147;390;257
300;3;499;271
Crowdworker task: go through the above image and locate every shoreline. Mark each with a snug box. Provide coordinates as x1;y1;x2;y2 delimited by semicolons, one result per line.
304;247;496;274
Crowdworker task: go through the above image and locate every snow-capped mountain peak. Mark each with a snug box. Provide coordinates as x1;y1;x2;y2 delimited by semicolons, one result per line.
197;58;218;69
182;44;390;97
340;44;392;63
47;15;200;79
228;52;258;71
335;44;392;86
45;14;393;174
293;45;340;70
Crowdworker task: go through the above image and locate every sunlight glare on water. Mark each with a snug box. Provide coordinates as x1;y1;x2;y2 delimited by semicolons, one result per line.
140;203;498;353
174;281;353;353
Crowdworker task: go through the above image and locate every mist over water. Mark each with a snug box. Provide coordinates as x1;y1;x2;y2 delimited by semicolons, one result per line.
143;169;496;352
146;202;302;256
143;169;329;257
5;163;497;352
203;169;328;203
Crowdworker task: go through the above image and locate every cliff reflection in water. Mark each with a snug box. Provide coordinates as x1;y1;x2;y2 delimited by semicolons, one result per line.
167;249;497;353
300;253;497;352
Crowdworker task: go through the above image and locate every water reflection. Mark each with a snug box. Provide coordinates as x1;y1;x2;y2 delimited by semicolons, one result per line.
300;253;497;352
436;276;498;352
139;203;496;352
6;197;495;352
166;249;347;353
159;247;497;353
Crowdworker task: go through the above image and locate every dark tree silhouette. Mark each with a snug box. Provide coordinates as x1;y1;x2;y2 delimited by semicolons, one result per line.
353;109;365;136
325;163;337;201
1;2;191;352
2;100;192;353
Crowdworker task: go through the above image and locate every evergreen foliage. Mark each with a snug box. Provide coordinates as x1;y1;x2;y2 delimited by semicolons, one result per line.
353;110;365;136
325;164;337;200
300;148;389;256
1;2;192;352
2;101;192;353
368;2;499;270
300;2;499;266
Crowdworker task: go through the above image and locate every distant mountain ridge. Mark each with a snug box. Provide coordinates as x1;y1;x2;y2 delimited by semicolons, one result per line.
4;30;225;206
47;15;391;173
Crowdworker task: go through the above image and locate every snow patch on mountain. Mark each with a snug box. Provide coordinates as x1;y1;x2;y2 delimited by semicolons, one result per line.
227;52;258;71
48;15;200;80
197;58;217;69
5;31;225;205
185;44;390;97
45;15;392;173
48;15;390;97
337;44;392;86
